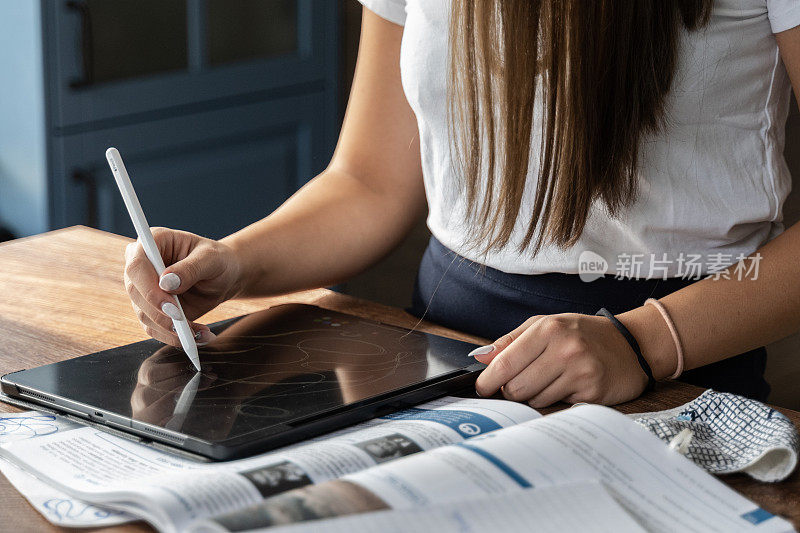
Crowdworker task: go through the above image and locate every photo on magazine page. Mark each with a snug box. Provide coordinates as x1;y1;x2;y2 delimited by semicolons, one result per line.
240;461;314;499
353;433;423;464
203;480;387;531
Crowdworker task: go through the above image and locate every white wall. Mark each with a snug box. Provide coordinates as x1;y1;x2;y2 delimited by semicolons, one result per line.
0;2;47;237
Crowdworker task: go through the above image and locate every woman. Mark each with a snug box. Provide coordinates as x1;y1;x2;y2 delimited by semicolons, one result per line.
124;0;800;406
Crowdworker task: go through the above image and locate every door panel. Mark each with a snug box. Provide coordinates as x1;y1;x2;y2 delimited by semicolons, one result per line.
45;0;337;130
207;0;298;66
70;0;189;86
99;132;299;239
51;93;326;239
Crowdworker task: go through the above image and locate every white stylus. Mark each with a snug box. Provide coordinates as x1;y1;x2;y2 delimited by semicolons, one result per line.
105;147;201;372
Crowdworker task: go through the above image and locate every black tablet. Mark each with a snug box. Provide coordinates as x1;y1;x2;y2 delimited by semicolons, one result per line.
0;304;484;460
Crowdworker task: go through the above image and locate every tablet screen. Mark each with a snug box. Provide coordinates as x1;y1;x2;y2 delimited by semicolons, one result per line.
6;304;479;444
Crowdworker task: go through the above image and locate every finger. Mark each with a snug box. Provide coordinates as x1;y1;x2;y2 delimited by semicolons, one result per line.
475;320;554;397
134;387;184;425
494;315;543;353
125;242;180;316
472;315;543;364
128;285;178;339
137;354;188;385
135;380;177;408
130;385;150;413
140;313;212;348
128;295;181;347
150;226;190;260
159;245;224;295
527;374;577;409
139;372;191;395
139;313;182;346
501;354;564;403
138;375;196;406
128;278;209;338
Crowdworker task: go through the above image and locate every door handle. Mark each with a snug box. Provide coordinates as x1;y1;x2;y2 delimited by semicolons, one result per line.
71;169;98;228
66;0;95;88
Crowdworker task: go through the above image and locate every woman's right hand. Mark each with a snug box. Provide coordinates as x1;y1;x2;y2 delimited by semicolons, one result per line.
124;227;244;346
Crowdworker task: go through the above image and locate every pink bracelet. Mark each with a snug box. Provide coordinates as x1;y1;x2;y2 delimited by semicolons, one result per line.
644;298;684;380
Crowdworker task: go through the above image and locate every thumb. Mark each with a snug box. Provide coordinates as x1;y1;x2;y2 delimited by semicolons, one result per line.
158;246;222;294
470;315;542;364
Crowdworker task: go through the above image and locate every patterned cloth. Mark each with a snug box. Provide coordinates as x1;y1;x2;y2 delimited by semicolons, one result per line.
631;390;799;482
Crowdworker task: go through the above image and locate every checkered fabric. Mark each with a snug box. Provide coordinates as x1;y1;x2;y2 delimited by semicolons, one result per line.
631;390;799;482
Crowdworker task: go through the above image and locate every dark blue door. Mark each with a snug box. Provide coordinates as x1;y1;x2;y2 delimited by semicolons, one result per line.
43;0;338;237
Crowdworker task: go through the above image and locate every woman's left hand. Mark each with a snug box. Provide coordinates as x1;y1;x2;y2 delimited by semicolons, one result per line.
472;313;650;407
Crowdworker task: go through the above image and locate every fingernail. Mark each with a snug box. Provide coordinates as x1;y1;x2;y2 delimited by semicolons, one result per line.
193;324;210;339
196;329;216;346
159;273;181;292
161;302;183;321
468;345;494;357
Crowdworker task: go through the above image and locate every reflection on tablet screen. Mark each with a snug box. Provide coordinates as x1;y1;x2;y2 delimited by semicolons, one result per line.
13;305;476;444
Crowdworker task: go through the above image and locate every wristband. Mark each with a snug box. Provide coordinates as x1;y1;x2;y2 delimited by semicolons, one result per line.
596;308;656;392
644;298;684;379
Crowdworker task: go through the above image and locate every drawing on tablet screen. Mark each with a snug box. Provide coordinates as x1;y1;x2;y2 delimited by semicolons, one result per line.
129;306;451;438
141;322;420;393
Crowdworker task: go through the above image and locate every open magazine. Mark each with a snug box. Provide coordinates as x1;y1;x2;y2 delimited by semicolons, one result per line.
0;397;537;530
0;398;794;533
188;404;794;533
247;481;650;533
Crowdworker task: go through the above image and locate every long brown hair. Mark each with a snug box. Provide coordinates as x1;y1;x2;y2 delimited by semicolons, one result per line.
448;0;712;255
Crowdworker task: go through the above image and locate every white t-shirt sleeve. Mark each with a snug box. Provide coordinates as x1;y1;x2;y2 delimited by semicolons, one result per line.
767;0;800;33
357;0;407;26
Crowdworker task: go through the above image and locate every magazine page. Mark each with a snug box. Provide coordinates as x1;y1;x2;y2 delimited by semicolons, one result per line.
0;411;133;527
194;482;646;533
199;405;794;533
0;397;538;532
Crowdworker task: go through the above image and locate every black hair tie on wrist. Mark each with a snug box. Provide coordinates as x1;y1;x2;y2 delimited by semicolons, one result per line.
596;307;655;392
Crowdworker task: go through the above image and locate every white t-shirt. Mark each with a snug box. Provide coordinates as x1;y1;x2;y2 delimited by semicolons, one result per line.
359;0;800;278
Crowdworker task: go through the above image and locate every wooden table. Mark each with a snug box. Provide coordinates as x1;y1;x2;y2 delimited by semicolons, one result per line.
0;226;798;532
